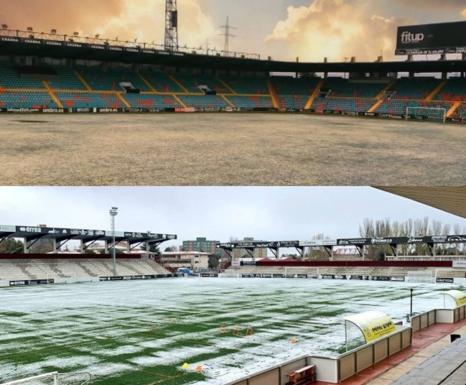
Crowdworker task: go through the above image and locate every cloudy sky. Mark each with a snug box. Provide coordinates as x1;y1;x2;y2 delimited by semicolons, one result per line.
1;0;465;61
0;187;464;247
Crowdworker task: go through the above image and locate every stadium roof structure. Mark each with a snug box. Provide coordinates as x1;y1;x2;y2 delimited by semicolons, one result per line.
0;225;177;253
218;235;466;258
1;32;465;74
376;187;466;219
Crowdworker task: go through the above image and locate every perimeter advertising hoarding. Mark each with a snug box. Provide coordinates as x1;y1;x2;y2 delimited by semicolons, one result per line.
396;21;466;55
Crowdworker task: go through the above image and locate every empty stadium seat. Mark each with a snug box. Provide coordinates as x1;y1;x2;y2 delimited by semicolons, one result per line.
0;91;56;110
222;76;269;94
123;94;182;110
322;78;386;98
227;95;273;109
179;95;228;110
78;67;150;91
175;73;230;94
390;78;441;100
0;63;46;89
436;78;466;102
140;70;185;93
56;92;124;109
312;97;374;113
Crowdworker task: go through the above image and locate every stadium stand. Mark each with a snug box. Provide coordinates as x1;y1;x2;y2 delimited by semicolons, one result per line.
175;73;230;94
272;76;320;110
0;60;465;121
179;95;228;110
0;91;56;110
226;95;273;110
321;78;386;98
390;77;441;100
56;92;124;109
312;97;375;114
0;257;171;284
78;66;150;91
123;94;182;110
435;78;466;102
222;75;270;94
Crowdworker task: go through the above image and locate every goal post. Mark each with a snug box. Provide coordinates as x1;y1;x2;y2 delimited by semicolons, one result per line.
1;372;59;385
406;106;447;123
0;372;91;385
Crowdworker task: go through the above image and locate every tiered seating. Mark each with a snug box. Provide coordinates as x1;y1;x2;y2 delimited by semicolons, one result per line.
175;73;230;94
0;63;45;89
57;92;124;109
140;70;185;93
323;78;385;98
46;68;85;90
0;258;171;282
79;67;149;91
272;77;318;110
435;78;466;102
391;77;440;100
376;100;451;116
179;95;228;110
0;91;56;109
227;95;273;109
312;97;374;113
124;94;181;110
277;95;309;110
222;76;269;94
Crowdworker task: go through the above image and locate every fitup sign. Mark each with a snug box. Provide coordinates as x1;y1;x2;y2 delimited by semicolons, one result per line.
396;21;466;55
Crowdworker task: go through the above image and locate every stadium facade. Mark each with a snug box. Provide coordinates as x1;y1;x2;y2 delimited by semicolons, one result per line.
0;25;465;122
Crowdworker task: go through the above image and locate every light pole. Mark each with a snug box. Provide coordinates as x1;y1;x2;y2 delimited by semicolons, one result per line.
109;207;118;276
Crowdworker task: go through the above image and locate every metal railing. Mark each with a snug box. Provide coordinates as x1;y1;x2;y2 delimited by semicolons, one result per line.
0;28;261;60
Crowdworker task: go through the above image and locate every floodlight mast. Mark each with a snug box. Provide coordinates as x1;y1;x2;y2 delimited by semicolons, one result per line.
164;0;179;52
109;207;118;276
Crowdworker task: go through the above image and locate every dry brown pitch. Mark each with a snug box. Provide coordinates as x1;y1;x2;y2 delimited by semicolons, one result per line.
0;113;464;186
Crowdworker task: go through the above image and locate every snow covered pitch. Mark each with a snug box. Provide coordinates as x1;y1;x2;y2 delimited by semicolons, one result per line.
0;278;457;385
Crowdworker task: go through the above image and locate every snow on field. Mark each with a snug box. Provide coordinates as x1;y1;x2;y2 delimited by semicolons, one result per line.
0;278;458;385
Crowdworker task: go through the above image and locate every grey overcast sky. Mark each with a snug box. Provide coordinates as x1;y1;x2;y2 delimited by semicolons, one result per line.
0;187;464;246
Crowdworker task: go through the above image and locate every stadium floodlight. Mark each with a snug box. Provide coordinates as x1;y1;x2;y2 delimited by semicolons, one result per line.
1;24;8;30
109;207;118;276
51;29;57;34
27;27;33;32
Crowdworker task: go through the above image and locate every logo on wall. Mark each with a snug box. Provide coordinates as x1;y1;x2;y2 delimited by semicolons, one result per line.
401;31;425;44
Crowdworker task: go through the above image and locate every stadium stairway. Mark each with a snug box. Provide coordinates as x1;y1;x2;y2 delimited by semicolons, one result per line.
447;101;462;118
268;79;280;109
425;80;447;101
43;81;63;109
304;79;324;110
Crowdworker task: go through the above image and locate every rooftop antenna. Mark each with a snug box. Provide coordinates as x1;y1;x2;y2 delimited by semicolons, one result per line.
164;0;179;52
220;16;237;56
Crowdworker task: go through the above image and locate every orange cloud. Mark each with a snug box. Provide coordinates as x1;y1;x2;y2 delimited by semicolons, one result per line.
266;0;408;62
0;0;215;48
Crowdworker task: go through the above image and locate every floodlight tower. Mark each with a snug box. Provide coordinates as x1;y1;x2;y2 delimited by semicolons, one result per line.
164;0;179;52
109;207;118;276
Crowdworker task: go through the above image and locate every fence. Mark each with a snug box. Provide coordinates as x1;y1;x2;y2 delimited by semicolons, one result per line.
411;304;466;332
226;327;412;385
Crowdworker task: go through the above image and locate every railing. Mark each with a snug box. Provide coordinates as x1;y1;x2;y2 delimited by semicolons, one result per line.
411;304;466;332
226;327;412;385
0;28;261;60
